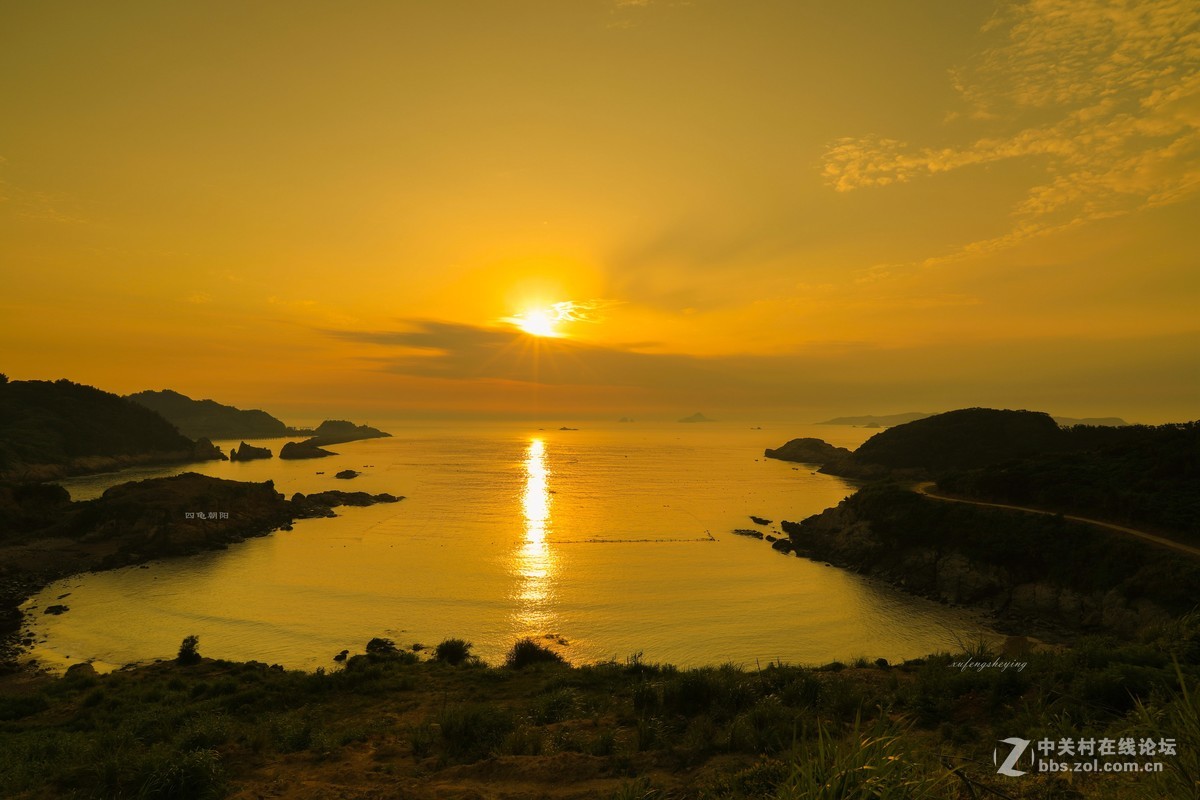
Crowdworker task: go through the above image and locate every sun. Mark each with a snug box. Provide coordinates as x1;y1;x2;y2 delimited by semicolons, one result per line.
515;308;560;337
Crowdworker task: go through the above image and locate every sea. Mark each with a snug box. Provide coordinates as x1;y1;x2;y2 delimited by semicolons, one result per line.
23;421;991;672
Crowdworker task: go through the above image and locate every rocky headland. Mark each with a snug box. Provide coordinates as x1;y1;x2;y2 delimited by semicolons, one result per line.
778;484;1199;639
762;438;853;469
279;440;337;459
758;409;1200;640
305;419;391;447
0;473;402;653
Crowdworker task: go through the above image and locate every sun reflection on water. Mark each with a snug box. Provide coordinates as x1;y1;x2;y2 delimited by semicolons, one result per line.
512;438;557;633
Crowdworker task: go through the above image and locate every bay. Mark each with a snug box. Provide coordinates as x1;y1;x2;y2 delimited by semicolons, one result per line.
24;421;989;671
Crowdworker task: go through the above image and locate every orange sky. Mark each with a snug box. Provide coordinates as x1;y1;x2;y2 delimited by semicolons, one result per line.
1;1;1197;423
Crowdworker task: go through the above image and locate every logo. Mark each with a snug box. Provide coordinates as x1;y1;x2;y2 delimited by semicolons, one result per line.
995;737;1032;777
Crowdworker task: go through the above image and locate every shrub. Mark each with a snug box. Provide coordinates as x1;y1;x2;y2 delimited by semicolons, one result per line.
138;747;225;800
434;638;473;666
177;635;201;665
505;638;566;669
365;637;398;656
437;704;514;762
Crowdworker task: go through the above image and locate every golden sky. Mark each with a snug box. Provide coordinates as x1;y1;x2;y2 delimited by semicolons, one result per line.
1;1;1197;422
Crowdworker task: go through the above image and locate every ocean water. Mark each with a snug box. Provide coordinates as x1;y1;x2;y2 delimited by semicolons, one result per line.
24;421;989;671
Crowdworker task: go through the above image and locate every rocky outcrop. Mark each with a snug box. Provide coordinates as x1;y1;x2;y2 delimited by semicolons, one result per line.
229;442;271;461
763;438;852;467
307;420;391;447
291;490;402;519
279;441;336;459
335;470;359;479
192;438;228;462
678;412;713;423
731;529;764;539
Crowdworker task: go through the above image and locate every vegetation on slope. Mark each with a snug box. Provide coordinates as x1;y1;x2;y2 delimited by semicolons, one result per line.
937;421;1200;540
848;408;1063;473
0;379;196;476
1;627;1197;799
782;484;1200;633
127;389;296;440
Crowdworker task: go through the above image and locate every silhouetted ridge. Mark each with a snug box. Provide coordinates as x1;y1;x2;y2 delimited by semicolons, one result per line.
849;408;1062;472
127;389;294;439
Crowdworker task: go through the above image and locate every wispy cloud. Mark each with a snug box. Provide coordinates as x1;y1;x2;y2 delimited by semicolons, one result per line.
822;0;1200;259
0;157;88;224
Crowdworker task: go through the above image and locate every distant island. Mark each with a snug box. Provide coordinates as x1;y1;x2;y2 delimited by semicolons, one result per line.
678;412;714;423
0;378;226;480
302;420;391;447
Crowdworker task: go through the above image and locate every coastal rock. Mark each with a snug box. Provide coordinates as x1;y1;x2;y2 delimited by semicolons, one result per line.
731;528;764;539
763;438;852;466
290;490;402;519
43;605;69;615
770;538;793;554
230;442;271;461
334;470;359;479
64;661;96;678
750;515;772;525
192;437;228;462
279;441;336;460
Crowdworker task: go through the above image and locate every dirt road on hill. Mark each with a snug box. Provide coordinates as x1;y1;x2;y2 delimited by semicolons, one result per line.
913;482;1200;560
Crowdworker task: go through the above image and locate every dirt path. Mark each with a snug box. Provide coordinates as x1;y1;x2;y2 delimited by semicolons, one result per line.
913;482;1200;560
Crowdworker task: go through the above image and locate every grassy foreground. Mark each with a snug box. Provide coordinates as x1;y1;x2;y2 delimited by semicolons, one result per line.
1;629;1198;799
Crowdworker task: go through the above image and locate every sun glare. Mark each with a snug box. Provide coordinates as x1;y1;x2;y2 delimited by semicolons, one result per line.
516;309;560;338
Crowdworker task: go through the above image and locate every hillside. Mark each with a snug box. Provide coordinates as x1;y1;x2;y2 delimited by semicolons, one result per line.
0;378;221;479
127;389;297;440
781;484;1200;635
937;421;1200;540
848;408;1063;473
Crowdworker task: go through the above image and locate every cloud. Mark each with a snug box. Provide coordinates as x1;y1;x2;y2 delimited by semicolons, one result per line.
318;319;1199;419
822;0;1200;257
324;320;739;390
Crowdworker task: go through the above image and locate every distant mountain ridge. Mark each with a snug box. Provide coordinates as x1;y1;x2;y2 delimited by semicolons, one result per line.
127;389;300;440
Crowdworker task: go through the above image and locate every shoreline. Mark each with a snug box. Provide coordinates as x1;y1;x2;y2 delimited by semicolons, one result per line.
0;473;402;672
